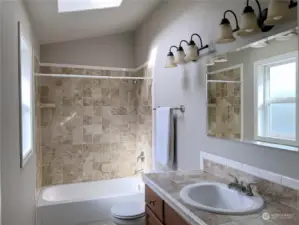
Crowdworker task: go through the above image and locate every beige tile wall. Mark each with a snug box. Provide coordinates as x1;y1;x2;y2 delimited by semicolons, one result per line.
37;65;152;186
207;67;241;139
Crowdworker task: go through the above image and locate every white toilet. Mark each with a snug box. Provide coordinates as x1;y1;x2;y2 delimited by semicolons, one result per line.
111;201;145;225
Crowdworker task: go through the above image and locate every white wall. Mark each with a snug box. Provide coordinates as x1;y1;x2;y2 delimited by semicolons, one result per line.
134;0;299;179
209;36;298;140
40;32;135;68
1;1;39;225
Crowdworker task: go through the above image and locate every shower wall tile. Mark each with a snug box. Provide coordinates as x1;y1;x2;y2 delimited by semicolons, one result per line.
38;65;152;186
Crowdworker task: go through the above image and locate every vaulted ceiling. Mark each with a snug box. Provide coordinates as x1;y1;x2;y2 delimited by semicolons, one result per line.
24;0;162;44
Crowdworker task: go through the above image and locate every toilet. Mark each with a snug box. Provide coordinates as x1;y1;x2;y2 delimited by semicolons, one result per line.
111;201;145;225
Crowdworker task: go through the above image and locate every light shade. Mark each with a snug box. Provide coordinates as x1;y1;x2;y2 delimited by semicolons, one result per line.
165;52;177;68
216;19;236;44
174;48;186;65
264;0;289;25
237;6;260;36
185;43;199;62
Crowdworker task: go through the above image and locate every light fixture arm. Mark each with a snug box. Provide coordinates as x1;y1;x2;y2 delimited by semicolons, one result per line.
246;0;262;17
190;33;204;47
179;40;189;47
169;45;178;52
223;10;240;32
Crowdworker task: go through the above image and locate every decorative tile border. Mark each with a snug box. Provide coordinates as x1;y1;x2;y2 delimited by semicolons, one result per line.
200;151;299;190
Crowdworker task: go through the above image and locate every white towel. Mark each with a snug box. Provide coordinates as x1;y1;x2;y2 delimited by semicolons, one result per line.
155;107;175;169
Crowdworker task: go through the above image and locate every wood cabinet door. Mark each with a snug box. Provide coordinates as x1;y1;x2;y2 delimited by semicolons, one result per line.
164;203;189;225
146;206;163;225
145;185;164;221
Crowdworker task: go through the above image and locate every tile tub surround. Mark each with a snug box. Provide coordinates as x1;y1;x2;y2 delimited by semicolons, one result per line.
37;66;152;186
143;170;299;225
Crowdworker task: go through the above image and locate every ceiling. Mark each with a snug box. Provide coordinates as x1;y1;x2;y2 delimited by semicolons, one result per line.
24;0;162;44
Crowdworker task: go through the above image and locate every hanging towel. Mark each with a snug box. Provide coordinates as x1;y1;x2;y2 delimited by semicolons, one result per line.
155;107;175;169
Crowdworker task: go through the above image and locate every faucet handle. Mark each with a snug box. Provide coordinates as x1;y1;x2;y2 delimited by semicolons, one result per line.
229;174;239;184
246;183;257;196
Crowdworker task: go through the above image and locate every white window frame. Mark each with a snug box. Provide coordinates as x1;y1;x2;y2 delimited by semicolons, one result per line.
18;22;34;168
254;51;299;147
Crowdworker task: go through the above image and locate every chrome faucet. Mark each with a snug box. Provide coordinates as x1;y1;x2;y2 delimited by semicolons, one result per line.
228;174;256;196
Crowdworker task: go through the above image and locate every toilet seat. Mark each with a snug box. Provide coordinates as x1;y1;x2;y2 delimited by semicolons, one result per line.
111;201;145;220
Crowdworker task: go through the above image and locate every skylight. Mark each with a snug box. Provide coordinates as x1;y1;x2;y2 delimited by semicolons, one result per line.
58;0;123;13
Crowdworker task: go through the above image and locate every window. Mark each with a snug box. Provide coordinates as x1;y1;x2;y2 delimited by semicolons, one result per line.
255;52;298;146
19;23;33;167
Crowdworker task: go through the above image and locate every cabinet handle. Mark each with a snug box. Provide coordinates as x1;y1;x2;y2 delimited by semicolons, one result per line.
149;200;156;206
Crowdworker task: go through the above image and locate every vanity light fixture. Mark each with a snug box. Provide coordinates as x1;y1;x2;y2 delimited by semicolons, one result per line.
185;33;209;62
216;10;240;44
165;33;209;68
165;46;178;68
264;0;297;25
237;0;274;37
174;40;188;65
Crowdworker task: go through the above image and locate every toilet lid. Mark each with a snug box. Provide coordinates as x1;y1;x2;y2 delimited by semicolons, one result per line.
111;201;145;219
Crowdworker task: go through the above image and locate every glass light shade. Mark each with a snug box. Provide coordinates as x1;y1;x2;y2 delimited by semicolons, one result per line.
237;11;260;36
216;23;236;44
264;0;289;25
185;44;199;62
174;50;186;65
165;54;177;68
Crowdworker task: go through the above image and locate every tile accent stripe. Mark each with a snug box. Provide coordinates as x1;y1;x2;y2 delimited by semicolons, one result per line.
200;151;299;190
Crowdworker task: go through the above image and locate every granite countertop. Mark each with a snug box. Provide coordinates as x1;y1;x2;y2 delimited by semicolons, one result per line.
143;170;298;225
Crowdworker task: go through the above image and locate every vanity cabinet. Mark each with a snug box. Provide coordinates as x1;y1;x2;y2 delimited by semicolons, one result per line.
145;185;189;225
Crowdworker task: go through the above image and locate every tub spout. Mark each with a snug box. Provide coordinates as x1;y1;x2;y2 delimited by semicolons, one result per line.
134;168;144;175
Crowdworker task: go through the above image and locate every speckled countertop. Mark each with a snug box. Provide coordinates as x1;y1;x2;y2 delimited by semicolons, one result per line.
143;170;298;225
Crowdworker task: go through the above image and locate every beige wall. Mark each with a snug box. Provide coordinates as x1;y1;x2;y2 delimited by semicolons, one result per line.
40;32;135;68
134;0;299;179
1;1;39;225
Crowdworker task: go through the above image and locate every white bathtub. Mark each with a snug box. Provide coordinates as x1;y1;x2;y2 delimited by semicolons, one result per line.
37;177;144;225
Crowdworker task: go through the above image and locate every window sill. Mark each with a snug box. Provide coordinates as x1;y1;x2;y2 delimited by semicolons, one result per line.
251;141;299;152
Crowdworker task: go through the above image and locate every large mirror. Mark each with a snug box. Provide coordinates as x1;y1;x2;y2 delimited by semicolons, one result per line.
206;26;298;151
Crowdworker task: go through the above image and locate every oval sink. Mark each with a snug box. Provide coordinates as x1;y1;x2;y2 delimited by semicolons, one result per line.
180;182;264;215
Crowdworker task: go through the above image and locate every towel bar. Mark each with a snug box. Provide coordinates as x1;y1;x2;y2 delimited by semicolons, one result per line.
153;105;185;113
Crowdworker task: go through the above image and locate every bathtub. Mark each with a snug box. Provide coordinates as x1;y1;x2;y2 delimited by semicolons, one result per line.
37;177;144;225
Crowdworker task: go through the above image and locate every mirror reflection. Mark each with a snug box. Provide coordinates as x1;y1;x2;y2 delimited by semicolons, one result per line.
207;27;298;150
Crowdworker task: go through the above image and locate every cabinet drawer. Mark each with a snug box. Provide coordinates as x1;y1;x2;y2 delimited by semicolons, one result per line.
164;203;189;225
145;186;163;221
146;207;163;225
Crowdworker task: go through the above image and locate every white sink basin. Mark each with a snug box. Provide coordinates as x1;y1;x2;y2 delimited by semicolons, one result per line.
180;182;264;215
